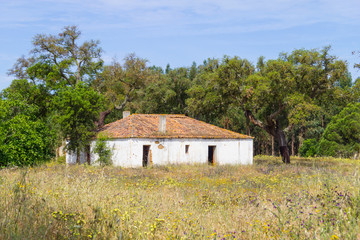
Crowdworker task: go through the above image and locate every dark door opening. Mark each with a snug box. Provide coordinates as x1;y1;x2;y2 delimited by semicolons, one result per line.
86;145;91;164
143;145;151;167
208;146;216;165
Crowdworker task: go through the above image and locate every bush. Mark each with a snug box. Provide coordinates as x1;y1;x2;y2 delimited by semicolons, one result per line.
299;138;318;157
0;99;55;167
92;135;112;166
318;103;360;158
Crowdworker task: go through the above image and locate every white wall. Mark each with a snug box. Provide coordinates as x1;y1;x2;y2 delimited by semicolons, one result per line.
88;138;253;167
66;150;87;164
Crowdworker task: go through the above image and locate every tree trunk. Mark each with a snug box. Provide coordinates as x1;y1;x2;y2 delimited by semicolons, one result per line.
271;136;275;156
95;90;132;129
298;126;304;156
291;133;295;156
96;109;112;128
276;129;290;164
265;141;269;156
244;109;290;163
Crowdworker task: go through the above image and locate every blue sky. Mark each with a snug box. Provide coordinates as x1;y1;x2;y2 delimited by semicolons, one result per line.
0;0;359;90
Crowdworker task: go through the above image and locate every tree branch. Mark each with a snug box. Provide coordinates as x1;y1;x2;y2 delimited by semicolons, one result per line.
244;109;264;128
114;89;133;110
269;104;285;120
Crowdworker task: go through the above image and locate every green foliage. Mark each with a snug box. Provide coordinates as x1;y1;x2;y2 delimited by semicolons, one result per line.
5;26;107;165
9;26;103;88
336;70;353;89
5;26;360;161
52;83;104;154
92;54;153;125
1;79;52;120
92;134;112;166
55;156;66;164
186;48;350;160
299;139;318;157
136;67;192;114
318;103;360;158
0;99;54;166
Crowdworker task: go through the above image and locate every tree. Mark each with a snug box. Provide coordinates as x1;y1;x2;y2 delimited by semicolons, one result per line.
7;26;106;163
8;25;103;89
247;48;348;163
92;54;153;126
189;61;198;80
52;83;104;163
136;67;192;114
187;48;348;163
0;79;52;120
318;103;360;158
186;58;224;123
0;98;55;166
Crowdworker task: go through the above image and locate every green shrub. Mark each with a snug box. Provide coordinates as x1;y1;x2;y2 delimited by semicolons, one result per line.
318;103;360;158
299;138;318;157
92;134;112;166
0;99;55;167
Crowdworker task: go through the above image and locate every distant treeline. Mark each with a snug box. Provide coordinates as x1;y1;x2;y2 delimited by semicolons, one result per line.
1;25;360;166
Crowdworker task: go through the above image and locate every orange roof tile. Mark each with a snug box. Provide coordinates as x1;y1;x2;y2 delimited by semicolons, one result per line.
98;114;253;139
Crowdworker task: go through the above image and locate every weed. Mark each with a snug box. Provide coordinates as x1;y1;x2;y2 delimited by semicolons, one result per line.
0;156;360;239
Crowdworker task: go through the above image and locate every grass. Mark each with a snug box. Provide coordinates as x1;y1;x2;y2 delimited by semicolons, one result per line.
1;156;360;239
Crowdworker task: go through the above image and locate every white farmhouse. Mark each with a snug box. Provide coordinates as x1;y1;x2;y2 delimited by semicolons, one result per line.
66;112;253;167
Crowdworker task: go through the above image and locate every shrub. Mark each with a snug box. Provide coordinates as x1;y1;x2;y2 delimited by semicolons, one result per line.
318;103;360;158
92;134;112;166
299;138;318;157
0;99;55;167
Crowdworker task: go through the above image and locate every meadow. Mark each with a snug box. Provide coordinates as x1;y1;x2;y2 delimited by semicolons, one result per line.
1;156;360;239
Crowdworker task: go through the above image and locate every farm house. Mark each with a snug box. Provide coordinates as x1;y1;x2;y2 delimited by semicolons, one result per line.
66;112;253;167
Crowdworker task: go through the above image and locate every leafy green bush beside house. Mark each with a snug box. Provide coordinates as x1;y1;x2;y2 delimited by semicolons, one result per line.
92;134;113;166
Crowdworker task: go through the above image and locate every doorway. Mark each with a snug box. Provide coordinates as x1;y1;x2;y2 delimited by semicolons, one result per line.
86;145;91;164
208;146;216;165
143;145;151;167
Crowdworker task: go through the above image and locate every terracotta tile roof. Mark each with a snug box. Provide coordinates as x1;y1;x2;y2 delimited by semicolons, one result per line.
98;114;253;139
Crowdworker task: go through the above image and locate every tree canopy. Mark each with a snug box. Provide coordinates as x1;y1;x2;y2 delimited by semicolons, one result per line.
2;26;359;166
186;48;349;163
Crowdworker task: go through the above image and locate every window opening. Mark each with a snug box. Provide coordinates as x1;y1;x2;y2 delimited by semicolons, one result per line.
208;146;216;165
185;145;190;154
143;145;151;167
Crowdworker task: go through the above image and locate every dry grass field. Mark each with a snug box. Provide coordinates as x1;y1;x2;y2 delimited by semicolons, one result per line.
1;156;360;239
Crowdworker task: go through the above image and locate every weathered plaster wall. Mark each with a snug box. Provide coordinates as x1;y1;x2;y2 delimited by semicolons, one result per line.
66;150;87;164
87;138;253;167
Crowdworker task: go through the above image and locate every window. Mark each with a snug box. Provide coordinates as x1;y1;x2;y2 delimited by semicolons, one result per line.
185;145;190;154
208;146;216;165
